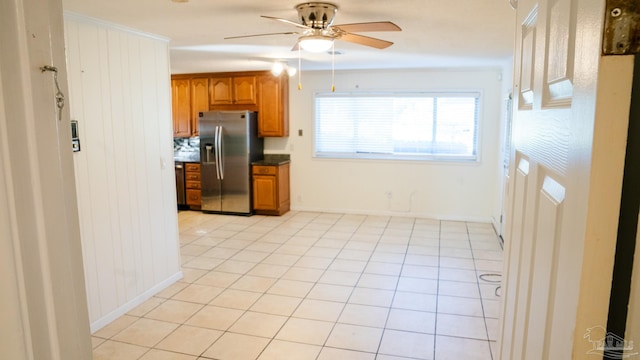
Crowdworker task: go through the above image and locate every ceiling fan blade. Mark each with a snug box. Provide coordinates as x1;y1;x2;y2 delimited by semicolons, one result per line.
339;33;394;49
261;15;311;30
332;21;401;33
224;31;298;40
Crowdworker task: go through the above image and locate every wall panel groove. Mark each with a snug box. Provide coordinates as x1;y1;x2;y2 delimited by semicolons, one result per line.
64;13;180;331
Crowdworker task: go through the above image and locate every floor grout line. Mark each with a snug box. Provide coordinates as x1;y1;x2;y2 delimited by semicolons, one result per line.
318;213;388;359
467;222;496;360
432;219;442;360
374;216;412;358
92;212;503;360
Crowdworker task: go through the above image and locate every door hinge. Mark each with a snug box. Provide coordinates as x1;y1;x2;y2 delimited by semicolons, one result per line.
603;0;640;55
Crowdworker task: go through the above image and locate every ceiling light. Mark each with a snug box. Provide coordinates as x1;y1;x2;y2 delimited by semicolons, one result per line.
299;35;334;53
271;62;297;77
271;62;284;76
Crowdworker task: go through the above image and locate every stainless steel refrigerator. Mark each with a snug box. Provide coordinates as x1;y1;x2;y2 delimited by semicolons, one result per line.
199;111;263;214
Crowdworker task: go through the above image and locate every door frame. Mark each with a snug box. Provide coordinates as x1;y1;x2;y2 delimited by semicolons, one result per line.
0;0;92;358
606;53;640;358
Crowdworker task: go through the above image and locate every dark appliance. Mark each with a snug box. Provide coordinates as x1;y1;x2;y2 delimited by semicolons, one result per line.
175;162;186;208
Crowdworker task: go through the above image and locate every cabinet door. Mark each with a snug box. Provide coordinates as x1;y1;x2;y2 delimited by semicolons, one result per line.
277;163;290;209
257;75;289;137
186;189;201;206
233;76;257;105
171;79;191;137
210;77;233;105
191;77;209;136
253;175;277;210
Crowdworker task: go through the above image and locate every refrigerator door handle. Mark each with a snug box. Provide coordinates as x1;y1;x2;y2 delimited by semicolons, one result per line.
218;126;224;180
214;126;221;180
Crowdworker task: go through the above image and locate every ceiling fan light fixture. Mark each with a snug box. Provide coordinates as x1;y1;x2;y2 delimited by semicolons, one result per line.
271;62;297;77
299;35;334;53
271;62;285;76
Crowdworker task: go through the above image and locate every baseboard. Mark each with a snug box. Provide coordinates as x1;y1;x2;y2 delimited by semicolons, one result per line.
89;271;183;333
289;205;494;224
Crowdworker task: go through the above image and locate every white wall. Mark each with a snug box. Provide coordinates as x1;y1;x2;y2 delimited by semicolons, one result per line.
266;68;504;221
64;13;181;332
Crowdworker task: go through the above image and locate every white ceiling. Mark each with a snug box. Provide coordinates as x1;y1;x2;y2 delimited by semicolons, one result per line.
61;0;516;74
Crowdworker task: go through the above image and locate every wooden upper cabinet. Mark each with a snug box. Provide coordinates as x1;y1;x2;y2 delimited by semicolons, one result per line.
257;75;289;137
233;76;257;105
210;75;257;106
173;71;288;137
171;78;191;137
190;77;209;136
210;77;233;105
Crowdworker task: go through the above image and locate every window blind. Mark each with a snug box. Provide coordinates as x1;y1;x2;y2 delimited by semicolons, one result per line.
314;92;480;161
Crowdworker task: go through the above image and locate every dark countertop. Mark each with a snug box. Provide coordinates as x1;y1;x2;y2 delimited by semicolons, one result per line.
175;152;289;165
252;154;291;166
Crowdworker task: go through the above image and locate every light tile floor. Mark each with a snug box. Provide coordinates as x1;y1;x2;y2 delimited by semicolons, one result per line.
92;211;503;360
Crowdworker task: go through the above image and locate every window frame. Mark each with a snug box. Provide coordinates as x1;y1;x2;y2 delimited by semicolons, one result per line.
312;90;483;163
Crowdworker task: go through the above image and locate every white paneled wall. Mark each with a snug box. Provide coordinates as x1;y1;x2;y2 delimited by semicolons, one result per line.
64;13;181;332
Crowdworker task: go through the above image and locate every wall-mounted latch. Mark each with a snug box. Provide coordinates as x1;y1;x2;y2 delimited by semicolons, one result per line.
40;65;66;121
603;0;640;55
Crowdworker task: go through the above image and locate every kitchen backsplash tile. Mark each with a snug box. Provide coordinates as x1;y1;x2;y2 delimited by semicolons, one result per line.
174;137;200;153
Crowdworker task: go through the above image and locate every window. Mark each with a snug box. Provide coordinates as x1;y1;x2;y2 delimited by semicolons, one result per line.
314;92;480;161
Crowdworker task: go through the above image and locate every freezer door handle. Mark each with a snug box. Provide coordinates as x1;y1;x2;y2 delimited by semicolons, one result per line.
218;126;224;180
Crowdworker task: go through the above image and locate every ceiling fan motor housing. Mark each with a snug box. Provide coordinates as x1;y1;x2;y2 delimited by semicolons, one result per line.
296;2;338;29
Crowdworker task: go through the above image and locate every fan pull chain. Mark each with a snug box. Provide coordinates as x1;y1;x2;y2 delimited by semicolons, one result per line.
297;46;302;90
40;65;65;122
331;41;335;92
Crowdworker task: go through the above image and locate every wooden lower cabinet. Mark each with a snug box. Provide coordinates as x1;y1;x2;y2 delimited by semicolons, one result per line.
185;162;201;209
253;174;277;209
252;163;290;215
186;189;201;207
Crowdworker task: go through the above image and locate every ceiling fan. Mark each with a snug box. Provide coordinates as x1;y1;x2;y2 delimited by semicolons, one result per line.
225;2;402;53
